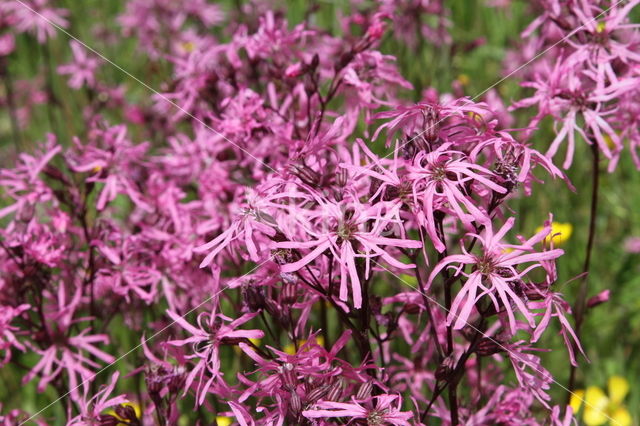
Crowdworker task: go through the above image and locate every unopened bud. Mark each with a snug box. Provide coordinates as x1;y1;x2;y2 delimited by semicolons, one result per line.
335;51;355;71
306;384;330;404
42;165;66;182
281;363;297;389
97;415;120;426
435;355;455;382
355;381;373;400
404;303;421;314
326;377;344;401
310;53;320;70
587;289;610;309
476;338;506;357
422;107;440;145
289;391;302;415
289;162;321;187
281;282;298;305
335;167;348;188
242;285;266;312
524;284;549;301
115;405;139;425
16;202;35;223
265;298;281;318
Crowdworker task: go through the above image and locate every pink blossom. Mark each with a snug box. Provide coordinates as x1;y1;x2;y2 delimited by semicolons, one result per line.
166;304;264;405
302;394;413;425
427;217;563;335
57;41;102;90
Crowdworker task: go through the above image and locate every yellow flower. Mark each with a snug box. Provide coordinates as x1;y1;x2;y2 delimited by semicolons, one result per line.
570;376;632;426
457;74;470;86
536;222;572;246
215;416;233;426
284;336;325;355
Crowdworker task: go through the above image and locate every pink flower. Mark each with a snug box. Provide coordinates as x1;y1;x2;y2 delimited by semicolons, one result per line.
67;124;152;212
408;144;507;252
0;304;30;365
302;394;412;425
276;197;422;309
427;217;563;335
0;33;15;56
67;372;129;426
165;304;264;405
530;292;586;367
2;0;68;43
23;284;115;402
57;41;101;90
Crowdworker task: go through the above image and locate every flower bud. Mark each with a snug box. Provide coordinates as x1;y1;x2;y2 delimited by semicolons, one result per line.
306;384;330;404
115;404;139;425
403;303;421;314
587;289;610;308
335;167;348;188
289;391;302;415
435;355;455;382
325;377;344;401
281;363;297;389
524;283;549;301
335;50;355;71
97;415;120;426
476;338;506;356
289;162;321;187
242;284;266;312
264;298;281;318
355;381;373;400
422;107;440;145
310;53;320;70
281;282;298;305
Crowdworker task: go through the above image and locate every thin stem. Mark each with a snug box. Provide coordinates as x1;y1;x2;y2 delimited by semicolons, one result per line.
320;295;329;349
412;259;444;361
259;311;279;343
567;142;600;394
435;217;458;425
1;59;23;152
41;42;60;137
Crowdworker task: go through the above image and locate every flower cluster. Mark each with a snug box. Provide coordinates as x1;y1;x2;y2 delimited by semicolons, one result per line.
0;0;633;424
511;0;640;171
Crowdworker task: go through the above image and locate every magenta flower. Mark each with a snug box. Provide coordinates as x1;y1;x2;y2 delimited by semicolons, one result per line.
302;394;413;425
166;304;264;405
0;137;60;220
67;124;152;212
530;292;586;367
2;0;68;43
67;372;129;426
0;304;29;365
427;217;563;334
276;197;422;309
57;41;102;90
408;144;507;252
23;284;115;402
196;187;284;267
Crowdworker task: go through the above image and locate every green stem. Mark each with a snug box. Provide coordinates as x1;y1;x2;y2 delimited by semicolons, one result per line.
567;142;600;394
